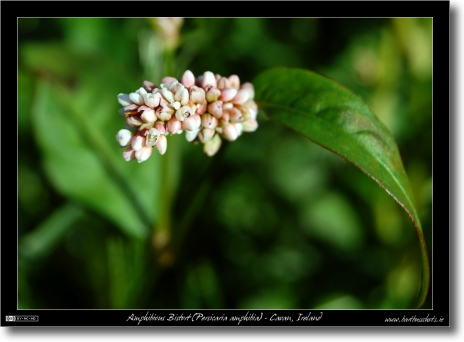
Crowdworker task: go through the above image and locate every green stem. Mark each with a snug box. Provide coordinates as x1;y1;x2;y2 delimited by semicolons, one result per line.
153;137;177;251
167;142;228;266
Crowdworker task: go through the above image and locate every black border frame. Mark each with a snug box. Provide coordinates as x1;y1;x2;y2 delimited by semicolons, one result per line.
4;0;450;329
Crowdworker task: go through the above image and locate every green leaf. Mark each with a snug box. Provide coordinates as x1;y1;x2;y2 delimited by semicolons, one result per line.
253;67;429;308
31;74;162;239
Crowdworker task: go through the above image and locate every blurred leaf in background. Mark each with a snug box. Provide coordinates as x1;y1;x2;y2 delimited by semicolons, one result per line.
18;17;432;309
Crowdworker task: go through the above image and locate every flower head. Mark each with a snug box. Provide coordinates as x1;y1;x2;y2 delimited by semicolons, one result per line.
115;71;258;162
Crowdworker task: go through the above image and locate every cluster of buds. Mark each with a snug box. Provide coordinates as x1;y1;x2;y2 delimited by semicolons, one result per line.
115;70;258;163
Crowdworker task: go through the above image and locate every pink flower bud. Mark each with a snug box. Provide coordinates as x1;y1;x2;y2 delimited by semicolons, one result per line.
135;146;153;163
140;109;156;123
122;147;136;161
182;114;201;131
198;128;215;143
115;129;133;147
203;134;222;157
207;101;223;119
196;102;207;115
222;123;238;141
231;89;250;105
206;87;221;103
228;75;240;89
156;134;168;155
201;113;218;129
154;122;166;134
143;80;157;92
227;107;244;123
166;117;182;134
124;104;139;111
219;88;237;102
162;76;177;87
131;134;146;151
201;71;217;88
242;118;258;132
181;70;195;87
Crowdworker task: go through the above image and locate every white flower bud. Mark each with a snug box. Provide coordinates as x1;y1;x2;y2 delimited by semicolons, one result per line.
157;111;172;121
242;118;258;132
161;87;175;103
172;101;181;110
173;84;186;101
181;70;195;87
182;114;201;131
135;146;153;163
203;134;222;157
145;127;160;147
235;123;243;137
125;116;144;127
175;105;193;121
222;123;238;141
143;92;161;108
129;92;145;105
180;88;189;105
136;87;148;95
115;129;133;147
185;129;199;142
156;134;167;155
122;147;136;161
117;93;132;106
168;80;179;91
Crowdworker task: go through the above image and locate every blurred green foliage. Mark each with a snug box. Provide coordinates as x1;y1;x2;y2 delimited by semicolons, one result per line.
18;18;432;309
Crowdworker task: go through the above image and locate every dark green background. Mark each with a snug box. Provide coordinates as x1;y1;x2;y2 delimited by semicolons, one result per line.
18;18;432;309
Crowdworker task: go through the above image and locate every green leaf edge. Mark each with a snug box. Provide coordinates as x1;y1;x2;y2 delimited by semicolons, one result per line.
254;68;429;308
